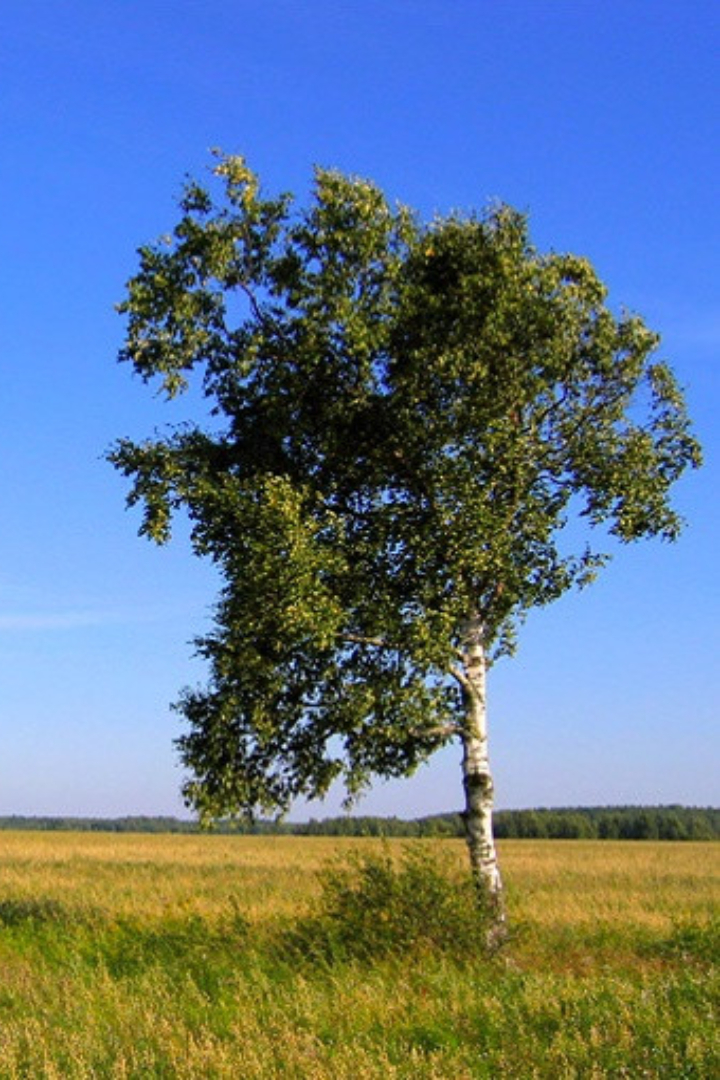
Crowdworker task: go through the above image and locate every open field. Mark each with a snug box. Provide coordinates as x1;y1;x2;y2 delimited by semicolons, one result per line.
0;834;716;1077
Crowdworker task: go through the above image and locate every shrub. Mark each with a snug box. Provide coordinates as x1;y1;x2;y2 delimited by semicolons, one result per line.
286;845;493;964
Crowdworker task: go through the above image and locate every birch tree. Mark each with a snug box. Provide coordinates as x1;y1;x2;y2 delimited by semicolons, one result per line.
110;154;700;930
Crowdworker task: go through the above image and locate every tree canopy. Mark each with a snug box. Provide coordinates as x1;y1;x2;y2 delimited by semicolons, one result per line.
110;154;700;904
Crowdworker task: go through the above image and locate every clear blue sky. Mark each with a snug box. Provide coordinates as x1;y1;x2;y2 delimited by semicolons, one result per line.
0;1;717;819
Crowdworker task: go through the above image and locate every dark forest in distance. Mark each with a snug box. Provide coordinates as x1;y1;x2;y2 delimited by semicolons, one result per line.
0;806;717;840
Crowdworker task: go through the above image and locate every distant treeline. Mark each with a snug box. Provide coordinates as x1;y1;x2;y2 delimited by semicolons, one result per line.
0;816;198;834
495;805;720;840
0;805;717;840
293;806;720;840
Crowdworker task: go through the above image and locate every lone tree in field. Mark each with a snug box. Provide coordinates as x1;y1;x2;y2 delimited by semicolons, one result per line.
110;154;700;927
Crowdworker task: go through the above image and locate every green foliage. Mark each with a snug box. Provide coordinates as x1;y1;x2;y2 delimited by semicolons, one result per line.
0;897;78;927
91;911;249;987
109;152;701;823
650;916;720;966
285;846;491;964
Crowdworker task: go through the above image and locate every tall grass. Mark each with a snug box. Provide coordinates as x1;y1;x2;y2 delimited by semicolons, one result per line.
0;833;715;1077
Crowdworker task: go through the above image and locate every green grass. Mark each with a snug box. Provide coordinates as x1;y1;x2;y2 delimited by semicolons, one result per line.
0;834;715;1077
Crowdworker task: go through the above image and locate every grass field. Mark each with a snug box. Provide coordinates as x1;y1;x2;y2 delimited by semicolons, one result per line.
0;833;716;1078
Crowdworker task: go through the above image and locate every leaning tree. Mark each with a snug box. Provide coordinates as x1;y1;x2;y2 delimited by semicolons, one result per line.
110;154;700;930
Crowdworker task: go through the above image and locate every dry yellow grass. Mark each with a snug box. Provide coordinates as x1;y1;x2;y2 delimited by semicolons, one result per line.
0;831;331;921
0;831;715;931
501;839;719;930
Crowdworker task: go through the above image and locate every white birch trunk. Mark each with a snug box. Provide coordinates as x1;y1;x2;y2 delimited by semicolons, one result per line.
459;614;506;940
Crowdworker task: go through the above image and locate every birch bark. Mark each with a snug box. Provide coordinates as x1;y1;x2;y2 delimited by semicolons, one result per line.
459;613;505;939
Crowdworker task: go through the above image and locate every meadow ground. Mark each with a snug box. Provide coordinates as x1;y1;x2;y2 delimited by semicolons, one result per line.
0;833;715;1078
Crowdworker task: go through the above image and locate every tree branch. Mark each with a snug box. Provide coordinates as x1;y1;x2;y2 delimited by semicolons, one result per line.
415;722;462;740
341;632;394;650
449;664;470;689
